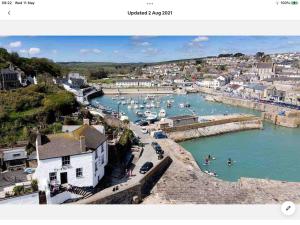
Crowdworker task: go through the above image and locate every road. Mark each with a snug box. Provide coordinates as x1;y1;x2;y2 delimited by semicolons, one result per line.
129;123;162;180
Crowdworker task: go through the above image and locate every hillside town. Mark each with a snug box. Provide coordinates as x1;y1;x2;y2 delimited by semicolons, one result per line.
1;50;300;205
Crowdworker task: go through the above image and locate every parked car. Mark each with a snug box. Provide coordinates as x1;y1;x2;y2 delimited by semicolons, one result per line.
24;168;35;174
154;146;164;154
141;127;148;134
151;142;159;148
139;162;154;174
139;121;149;126
134;119;142;125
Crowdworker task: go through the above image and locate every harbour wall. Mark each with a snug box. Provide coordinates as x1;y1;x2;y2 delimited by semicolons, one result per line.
165;119;263;142
102;87;173;95
161;114;263;142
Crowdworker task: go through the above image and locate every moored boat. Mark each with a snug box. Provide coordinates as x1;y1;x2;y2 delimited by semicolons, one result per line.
158;109;166;118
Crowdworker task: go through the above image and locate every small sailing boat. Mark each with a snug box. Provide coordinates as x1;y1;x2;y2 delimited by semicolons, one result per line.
158;109;166;118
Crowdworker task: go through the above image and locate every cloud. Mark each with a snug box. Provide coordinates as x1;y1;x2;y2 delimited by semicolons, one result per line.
80;48;101;54
19;49;28;54
28;47;41;55
192;36;209;42
19;47;41;56
9;41;22;48
141;47;159;56
92;48;101;54
113;50;119;54
136;41;151;47
52;49;58;54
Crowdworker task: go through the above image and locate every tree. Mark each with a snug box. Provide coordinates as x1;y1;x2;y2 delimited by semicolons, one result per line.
255;52;265;59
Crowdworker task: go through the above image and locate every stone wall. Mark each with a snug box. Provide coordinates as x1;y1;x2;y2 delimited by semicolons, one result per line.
166;120;263;142
75;156;172;204
163;115;260;133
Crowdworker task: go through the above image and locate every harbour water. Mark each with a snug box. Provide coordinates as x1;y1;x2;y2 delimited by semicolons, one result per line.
91;93;300;182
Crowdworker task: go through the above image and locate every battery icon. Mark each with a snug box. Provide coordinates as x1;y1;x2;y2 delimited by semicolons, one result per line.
291;1;298;5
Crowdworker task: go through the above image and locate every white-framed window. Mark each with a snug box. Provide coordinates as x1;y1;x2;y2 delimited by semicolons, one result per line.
49;172;57;181
62;156;70;166
101;154;105;165
76;168;83;178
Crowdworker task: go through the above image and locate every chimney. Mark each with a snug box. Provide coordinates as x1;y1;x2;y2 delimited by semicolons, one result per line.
83;118;90;125
36;131;42;146
80;136;86;152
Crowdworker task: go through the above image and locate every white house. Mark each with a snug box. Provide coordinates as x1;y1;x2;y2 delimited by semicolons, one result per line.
115;79;153;87
34;120;108;204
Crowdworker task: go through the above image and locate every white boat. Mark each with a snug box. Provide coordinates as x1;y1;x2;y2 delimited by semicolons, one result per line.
134;104;139;109
144;110;152;117
127;105;132;109
120;115;129;121
158;109;166;118
146;112;157;121
130;100;135;105
145;104;151;109
139;104;145;109
121;101;126;105
120;96;125;100
179;103;185;108
150;102;155;108
136;111;144;116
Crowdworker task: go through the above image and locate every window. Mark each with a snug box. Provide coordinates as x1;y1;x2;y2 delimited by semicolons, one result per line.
49;172;57;181
101;145;104;153
101;155;105;165
62;156;70;166
12;153;21;157
95;150;98;159
95;162;98;172
76;168;83;178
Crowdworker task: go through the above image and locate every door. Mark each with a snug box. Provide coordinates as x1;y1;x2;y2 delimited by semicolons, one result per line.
60;172;68;184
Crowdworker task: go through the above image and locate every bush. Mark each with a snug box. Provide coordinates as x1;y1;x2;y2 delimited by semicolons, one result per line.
13;185;24;196
31;179;38;192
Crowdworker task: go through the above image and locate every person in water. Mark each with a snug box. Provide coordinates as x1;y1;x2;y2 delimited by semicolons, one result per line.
227;158;232;166
208;154;212;160
205;158;209;165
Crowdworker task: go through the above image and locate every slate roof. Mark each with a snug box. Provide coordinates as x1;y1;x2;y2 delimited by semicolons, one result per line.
37;125;107;160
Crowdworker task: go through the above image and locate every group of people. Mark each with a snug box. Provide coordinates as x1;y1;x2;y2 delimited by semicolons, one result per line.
204;154;234;166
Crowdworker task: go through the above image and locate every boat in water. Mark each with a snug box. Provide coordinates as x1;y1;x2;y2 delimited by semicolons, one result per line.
134;104;139;109
146;112;158;121
158;109;166;118
145;104;151;109
136;111;144;117
144;110;152;117
139;104;145;109
128;105;132;109
179;103;185;108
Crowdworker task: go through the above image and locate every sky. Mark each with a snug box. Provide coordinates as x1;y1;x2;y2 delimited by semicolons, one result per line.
1;36;300;63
